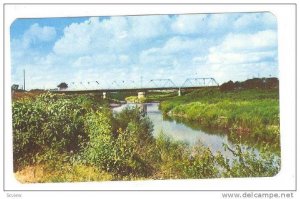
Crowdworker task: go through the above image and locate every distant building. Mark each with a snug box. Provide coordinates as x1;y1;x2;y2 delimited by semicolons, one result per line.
49;88;58;91
11;84;19;91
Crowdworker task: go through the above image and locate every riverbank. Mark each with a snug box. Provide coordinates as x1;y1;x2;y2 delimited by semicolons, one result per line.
159;88;280;148
12;92;280;182
125;91;177;104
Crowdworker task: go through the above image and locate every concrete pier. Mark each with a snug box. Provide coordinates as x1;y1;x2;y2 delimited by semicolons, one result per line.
178;88;181;96
138;92;145;99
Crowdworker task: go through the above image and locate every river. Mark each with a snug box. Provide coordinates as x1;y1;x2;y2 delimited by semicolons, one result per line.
113;102;236;158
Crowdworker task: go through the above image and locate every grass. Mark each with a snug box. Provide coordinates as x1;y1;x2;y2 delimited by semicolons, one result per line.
159;88;280;145
145;91;177;102
124;91;177;103
12;90;280;182
125;96;146;103
15;164;114;183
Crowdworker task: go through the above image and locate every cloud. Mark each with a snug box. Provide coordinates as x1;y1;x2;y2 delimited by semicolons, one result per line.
171;14;208;35
199;29;278;82
10;23;57;68
53;18;100;55
129;15;171;39
11;12;278;89
21;23;56;48
233;12;277;32
209;30;277;53
53;16;172;56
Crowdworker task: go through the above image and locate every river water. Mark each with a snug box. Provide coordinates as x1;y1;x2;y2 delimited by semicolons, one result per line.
113;102;235;158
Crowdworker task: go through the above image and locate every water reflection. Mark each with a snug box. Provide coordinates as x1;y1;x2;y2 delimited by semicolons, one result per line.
113;103;235;158
166;113;279;153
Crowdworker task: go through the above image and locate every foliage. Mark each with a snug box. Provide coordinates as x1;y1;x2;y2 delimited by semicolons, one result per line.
215;142;280;177
125;96;146;103
12;93;90;170
220;80;235;91
160;88;280;144
145;91;177;102
84;107;154;177
153;133;279;179
13;91;280;182
220;77;279;91
57;82;68;90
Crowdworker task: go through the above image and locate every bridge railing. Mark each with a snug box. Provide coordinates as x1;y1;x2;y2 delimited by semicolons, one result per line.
181;78;219;88
65;77;218;91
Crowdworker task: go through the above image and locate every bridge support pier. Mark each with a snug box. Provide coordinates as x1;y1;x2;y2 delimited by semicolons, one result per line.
103;92;106;99
138;92;145;99
178;88;181;96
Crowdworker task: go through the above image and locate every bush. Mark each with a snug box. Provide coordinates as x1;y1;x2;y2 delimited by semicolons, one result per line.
84;107;154;177
220;80;235;91
13;93;89;171
153;133;279;179
216;143;280;177
13;91;280;181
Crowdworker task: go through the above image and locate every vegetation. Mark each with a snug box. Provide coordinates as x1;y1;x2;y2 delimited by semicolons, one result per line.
160;88;280;148
12;91;280;183
124;91;177;103
57;82;68;90
220;77;279;92
125;96;146;103
145;91;177;102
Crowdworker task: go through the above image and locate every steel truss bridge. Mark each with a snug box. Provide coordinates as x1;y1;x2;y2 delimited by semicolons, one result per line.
53;78;219;94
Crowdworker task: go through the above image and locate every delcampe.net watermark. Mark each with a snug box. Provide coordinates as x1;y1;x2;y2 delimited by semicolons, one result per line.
221;192;294;199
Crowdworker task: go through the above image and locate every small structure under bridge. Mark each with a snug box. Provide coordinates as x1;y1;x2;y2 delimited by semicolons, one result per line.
52;78;219;99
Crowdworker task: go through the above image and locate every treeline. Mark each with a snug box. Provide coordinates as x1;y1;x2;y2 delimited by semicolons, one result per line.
220;77;279;92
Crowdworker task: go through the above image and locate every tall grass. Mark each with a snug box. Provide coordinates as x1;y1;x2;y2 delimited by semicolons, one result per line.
160;88;280;144
12;92;280;182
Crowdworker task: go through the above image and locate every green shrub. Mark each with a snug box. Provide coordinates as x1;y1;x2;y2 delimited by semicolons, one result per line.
13;93;89;171
153;133;279;179
84;107;154;177
216;143;280;177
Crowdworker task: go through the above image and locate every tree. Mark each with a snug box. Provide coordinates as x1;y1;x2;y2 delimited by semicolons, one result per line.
220;80;235;92
57;82;68;90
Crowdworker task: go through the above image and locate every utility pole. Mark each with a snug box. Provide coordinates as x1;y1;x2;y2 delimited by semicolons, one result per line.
23;69;26;91
140;76;143;88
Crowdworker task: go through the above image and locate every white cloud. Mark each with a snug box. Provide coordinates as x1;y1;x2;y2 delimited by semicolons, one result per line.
22;23;56;48
53;18;98;55
129;15;171;39
210;30;277;53
171;14;207;34
192;56;208;64
11;13;279;89
207;51;276;65
10;23;57;65
140;36;209;63
53;16;172;56
233;12;277;31
195;29;278;83
208;14;232;30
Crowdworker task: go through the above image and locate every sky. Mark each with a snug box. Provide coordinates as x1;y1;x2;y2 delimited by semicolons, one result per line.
10;12;278;90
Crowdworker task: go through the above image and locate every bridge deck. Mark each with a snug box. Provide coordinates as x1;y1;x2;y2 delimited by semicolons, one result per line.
51;86;219;94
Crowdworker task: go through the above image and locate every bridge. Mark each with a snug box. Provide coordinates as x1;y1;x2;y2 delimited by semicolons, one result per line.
52;78;219;98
